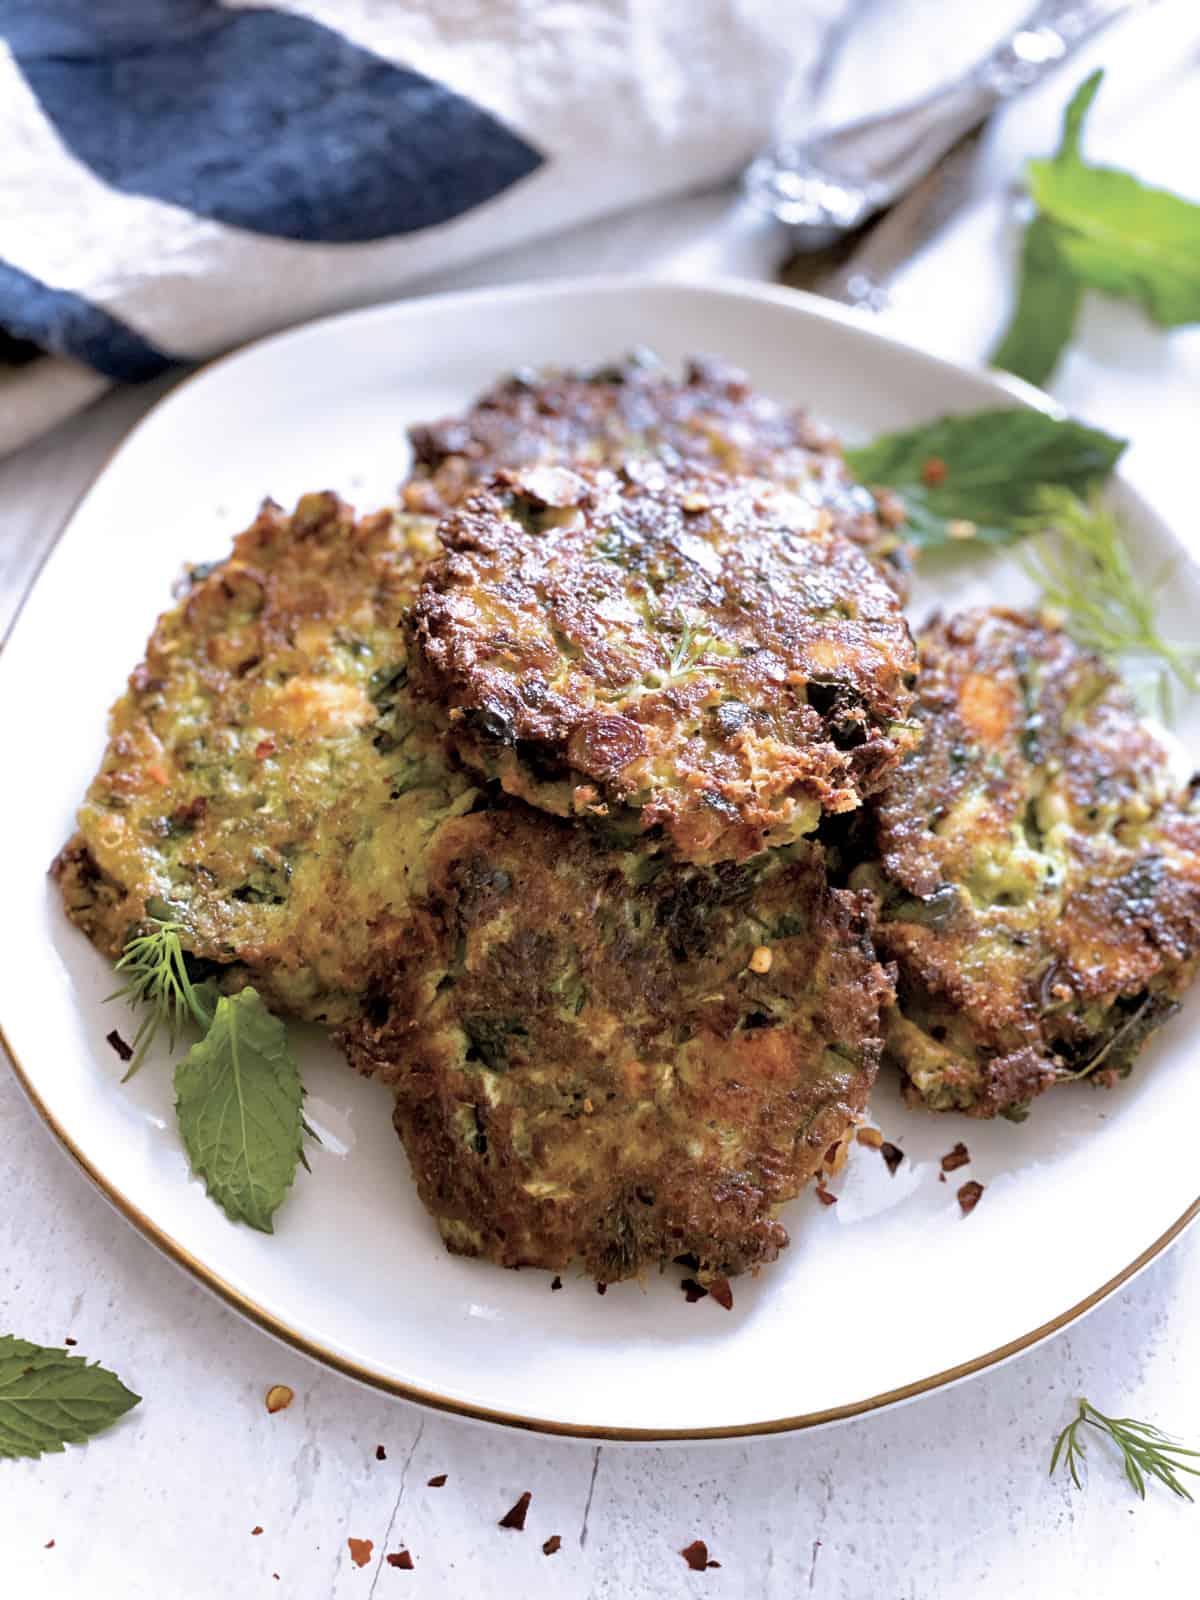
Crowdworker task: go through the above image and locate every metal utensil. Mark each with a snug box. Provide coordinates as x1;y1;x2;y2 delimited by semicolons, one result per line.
780;127;985;305
746;0;1143;252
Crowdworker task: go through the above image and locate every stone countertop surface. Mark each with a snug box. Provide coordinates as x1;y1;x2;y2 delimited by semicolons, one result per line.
3;9;1200;1594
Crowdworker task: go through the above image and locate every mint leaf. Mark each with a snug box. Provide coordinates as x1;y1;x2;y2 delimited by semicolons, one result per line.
174;987;304;1232
0;1337;140;1460
844;409;1126;548
1054;68;1103;166
990;214;1084;388
1027;70;1200;328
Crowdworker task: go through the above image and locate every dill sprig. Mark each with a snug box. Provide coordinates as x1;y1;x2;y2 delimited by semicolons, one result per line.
1051;1398;1200;1501
1019;487;1200;720
668;609;712;677
106;915;213;1078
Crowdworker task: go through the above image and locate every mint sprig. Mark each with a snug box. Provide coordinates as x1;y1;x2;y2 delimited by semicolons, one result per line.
174;988;305;1232
990;216;1084;390
993;70;1200;387
844;408;1126;549
108;924;307;1231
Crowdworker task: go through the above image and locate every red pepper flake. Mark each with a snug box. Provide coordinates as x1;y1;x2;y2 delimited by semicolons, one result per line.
375;1445;387;1462
146;762;170;786
255;738;276;761
64;1337;77;1347
386;1551;414;1570
680;1278;708;1303
251;1527;263;1537
550;1275;563;1291
44;1541;55;1550
941;1142;970;1173
681;1540;720;1571
881;1142;904;1175
707;1276;734;1311
542;1535;562;1556
347;1538;373;1569
958;1180;984;1216
815;1184;837;1207
427;1474;447;1488
106;1029;134;1063
498;1491;531;1531
920;455;948;487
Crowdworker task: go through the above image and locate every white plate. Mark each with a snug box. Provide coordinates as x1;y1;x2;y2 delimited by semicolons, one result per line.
3;277;1198;1441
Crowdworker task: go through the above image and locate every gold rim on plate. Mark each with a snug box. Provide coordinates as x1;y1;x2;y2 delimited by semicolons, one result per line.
5;1017;1197;1441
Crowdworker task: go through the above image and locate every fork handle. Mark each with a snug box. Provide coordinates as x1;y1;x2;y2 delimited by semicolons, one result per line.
746;0;1142;248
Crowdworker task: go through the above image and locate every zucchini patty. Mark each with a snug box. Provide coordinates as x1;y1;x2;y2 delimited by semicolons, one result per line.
55;493;475;1022
853;609;1200;1119
402;353;910;586
410;464;919;864
340;808;891;1283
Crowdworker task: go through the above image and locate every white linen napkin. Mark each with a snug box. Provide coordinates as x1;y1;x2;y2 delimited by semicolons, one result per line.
0;0;1053;455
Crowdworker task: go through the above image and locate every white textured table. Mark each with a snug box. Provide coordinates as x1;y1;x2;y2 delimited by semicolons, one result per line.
5;14;1200;1595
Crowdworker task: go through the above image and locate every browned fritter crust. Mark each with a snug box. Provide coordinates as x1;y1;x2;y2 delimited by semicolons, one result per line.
340;810;891;1282
853;608;1200;1118
409;464;919;864
401;353;910;584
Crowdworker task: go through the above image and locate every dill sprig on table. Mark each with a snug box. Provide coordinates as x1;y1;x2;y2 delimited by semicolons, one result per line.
1019;487;1200;720
1050;1399;1200;1501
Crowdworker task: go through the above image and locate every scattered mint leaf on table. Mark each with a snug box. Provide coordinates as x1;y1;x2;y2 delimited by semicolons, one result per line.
1051;1398;1200;1501
0;1337;139;1461
844;409;1126;548
1029;70;1200;327
989;215;1084;390
992;70;1200;386
174;987;305;1232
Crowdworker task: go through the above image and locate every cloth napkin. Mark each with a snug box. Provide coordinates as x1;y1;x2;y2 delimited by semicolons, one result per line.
0;0;831;452
0;0;1033;455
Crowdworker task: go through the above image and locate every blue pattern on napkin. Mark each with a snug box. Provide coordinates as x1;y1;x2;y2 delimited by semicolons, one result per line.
0;259;171;381
11;5;545;244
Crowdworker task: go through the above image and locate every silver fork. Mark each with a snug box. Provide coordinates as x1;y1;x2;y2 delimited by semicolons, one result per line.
745;0;1147;252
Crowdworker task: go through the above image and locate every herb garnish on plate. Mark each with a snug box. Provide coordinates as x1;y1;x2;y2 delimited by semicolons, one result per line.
106;912;211;1078
1019;487;1200;719
848;410;1198;722
843;408;1126;549
174;988;306;1232
109;916;307;1231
